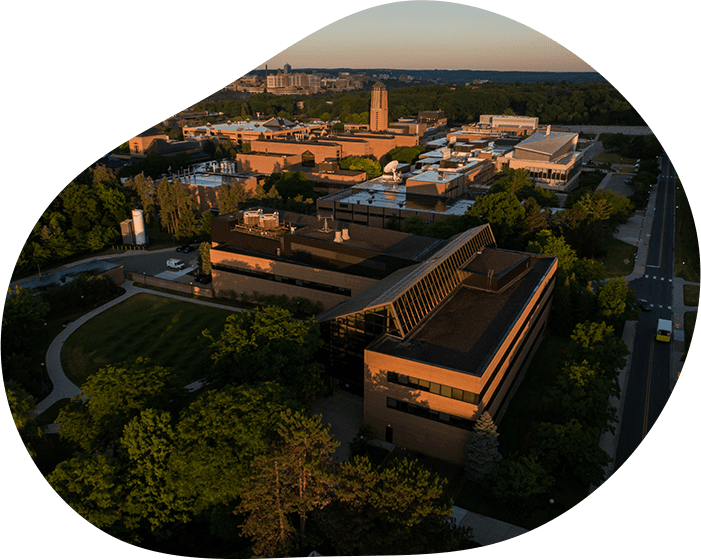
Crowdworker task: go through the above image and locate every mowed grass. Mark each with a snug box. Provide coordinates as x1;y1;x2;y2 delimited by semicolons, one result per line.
675;183;700;282
601;237;637;277
683;284;699;307
684;311;696;355
591;152;637;165
61;293;236;388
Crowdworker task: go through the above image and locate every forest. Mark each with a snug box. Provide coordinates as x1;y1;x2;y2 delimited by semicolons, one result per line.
193;81;642;127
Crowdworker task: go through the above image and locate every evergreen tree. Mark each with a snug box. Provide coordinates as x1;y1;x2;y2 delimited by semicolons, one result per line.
464;411;502;481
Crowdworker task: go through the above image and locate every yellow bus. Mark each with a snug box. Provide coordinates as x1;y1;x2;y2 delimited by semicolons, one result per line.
656;318;672;342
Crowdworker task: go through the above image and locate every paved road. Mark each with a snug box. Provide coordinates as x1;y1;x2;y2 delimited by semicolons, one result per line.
614;155;677;470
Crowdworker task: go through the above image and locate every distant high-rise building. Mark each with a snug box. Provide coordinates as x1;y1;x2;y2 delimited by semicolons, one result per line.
370;82;388;132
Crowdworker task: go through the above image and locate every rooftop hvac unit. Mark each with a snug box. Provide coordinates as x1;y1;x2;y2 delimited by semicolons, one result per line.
334;231;343;243
244;208;263;226
261;211;280;229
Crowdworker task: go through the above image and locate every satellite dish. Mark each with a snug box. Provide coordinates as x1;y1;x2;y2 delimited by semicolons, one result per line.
383;160;399;174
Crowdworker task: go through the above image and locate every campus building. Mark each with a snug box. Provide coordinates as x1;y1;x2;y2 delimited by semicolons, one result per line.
496;126;582;191
209;210;557;466
209;209;446;311
370;82;389;132
182;118;327;145
316;225;557;464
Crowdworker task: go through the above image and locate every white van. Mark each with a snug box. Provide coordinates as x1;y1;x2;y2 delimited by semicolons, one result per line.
166;258;186;270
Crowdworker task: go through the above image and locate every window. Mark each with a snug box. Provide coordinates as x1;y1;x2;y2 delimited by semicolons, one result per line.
387;372;479;405
386;397;475;431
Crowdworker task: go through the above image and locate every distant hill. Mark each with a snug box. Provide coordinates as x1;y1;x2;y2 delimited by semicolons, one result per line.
252;68;605;85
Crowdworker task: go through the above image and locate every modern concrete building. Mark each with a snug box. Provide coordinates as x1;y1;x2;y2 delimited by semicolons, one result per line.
209;209;446;311
209;208;557;466
497;127;582;191
370;82;389;132
316;225;557;464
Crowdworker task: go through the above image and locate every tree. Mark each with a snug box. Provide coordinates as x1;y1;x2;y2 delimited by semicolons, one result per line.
125;173;156;222
119;408;191;535
320;455;462;555
526;229;578;274
2;286;49;357
489;454;555;500
338;157;382;179
198;241;212;274
204;306;324;399
570;321;628;383
170;382;295;516
56;358;181;453
217;181;247;214
464;411;502;481
530;419;611;488
543;360;618;433
468;191;526;248
237;411;338;556
47;453;126;532
4;380;43;458
595;276;638;329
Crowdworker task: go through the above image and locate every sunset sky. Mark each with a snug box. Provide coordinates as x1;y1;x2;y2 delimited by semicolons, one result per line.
256;1;595;72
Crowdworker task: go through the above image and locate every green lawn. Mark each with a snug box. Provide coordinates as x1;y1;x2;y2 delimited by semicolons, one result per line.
683;284;699;307
601;237;637;277
675;183;700;282
684;311;696;355
591;152;637;165
61;293;236;387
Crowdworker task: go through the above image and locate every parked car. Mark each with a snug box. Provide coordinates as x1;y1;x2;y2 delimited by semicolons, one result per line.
638;299;653;312
194;273;211;284
166;258;186;270
176;245;195;253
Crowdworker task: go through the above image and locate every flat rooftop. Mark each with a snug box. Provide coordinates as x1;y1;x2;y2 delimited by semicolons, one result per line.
368;255;555;376
320;183;475;215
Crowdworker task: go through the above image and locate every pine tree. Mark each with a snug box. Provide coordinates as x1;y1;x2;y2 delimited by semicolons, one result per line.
464;411;502;481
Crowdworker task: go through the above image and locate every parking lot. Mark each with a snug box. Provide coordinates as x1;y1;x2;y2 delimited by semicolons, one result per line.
108;244;202;284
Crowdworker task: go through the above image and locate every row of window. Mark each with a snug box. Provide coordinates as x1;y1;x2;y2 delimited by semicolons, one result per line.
386;397;475;431
212;263;352;296
387;371;479;405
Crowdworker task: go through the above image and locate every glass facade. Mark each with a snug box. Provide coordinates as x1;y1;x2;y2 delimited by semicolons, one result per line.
321;225;497;383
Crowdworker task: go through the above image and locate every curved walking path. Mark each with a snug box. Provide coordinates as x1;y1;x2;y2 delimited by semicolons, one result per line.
35;280;244;415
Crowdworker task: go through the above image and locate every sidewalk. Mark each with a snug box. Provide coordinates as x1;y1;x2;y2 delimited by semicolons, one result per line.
594;173;657;483
34;280;245;415
597;169;689;484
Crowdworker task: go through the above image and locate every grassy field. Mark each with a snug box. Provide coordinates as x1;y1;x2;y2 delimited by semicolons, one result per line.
683;284;699;307
684;311;696;355
591;152;637;165
675;183;700;282
601;238;637;277
61;293;236;387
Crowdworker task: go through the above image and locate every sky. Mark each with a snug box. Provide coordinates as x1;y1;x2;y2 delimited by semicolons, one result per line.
256;1;596;72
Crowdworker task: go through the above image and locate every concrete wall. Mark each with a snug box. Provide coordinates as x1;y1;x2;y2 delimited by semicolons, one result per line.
127;272;213;297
